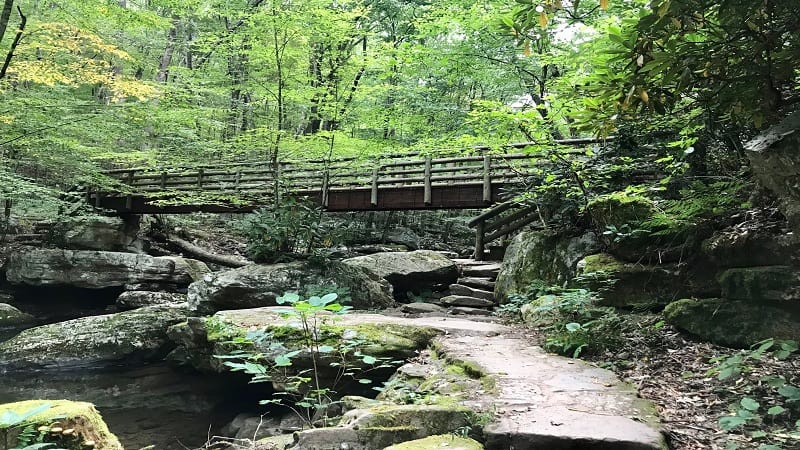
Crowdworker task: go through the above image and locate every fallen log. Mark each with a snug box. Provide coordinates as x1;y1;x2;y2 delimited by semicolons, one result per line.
156;232;252;268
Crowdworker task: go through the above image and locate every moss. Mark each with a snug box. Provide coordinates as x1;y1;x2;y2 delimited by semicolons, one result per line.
1;400;122;450
586;192;656;230
717;266;798;302
385;435;484;450
579;253;629;274
664;298;800;347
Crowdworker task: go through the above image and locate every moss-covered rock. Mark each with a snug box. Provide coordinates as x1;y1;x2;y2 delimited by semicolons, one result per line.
586;192;656;231
576;253;686;307
385;435;484;450
717;266;800;302
495;231;600;303
0;303;34;327
0;400;122;450
0;304;188;370
664;298;800;347
187;260;394;314
169;309;440;375
702;230;800;268
519;295;564;327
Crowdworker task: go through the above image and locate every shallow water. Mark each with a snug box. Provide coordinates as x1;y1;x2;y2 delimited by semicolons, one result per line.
0;363;261;449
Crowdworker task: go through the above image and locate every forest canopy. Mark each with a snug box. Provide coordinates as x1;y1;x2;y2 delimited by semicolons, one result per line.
0;0;797;201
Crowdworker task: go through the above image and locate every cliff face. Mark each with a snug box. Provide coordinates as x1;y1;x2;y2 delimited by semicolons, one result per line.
746;110;800;234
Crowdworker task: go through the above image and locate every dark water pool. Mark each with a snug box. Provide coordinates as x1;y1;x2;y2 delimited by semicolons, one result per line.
0;363;262;449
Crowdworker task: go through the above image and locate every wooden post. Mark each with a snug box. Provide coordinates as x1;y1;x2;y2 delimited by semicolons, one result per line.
160;172;167;189
125;170;134;210
197;168;204;189
95;190;102;208
423;156;432;206
482;155;492;203
234;169;241;189
474;221;485;261
321;169;330;208
370;167;379;206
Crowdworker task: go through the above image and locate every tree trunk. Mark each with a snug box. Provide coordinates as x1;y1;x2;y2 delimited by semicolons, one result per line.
156;19;179;83
0;0;13;46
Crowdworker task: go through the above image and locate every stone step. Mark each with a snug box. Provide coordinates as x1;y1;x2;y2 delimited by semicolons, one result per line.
449;284;494;301
457;277;496;291
400;303;447;314
461;263;501;279
440;295;495;308
447;306;493;316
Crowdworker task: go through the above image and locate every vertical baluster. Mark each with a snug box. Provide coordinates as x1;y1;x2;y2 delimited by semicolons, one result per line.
423;156;432;206
370;167;379;206
482;155;492;203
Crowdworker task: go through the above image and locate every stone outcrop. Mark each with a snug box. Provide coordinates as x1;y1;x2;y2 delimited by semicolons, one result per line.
0;304;188;370
0;303;35;327
187;260;394;314
4;249;208;289
746;110;800;234
61;215;142;253
664;298;800;348
495;231;600;302
0;400;122;450
116;291;187;310
343;250;458;298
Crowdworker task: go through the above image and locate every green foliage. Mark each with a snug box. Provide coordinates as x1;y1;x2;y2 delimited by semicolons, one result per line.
217;291;399;427
640;180;750;238
708;339;800;449
236;197;340;263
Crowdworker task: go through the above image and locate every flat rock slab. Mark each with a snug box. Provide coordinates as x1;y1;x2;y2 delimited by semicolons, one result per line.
461;263;502;279
440;295;495;308
449;284;495;301
437;334;667;450
457;277;496;291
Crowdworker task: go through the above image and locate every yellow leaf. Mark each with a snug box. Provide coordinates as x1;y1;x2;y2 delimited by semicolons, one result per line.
640;90;649;103
600;0;609;10
538;11;548;28
554;0;563;8
524;40;531;57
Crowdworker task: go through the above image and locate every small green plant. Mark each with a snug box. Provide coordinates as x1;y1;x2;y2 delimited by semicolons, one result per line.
709;339;800;449
218;292;399;427
0;403;66;450
236;197;341;263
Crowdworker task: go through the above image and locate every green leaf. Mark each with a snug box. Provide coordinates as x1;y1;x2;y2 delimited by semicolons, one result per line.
740;397;760;411
767;405;785;416
750;430;767;439
719;415;749;430
362;355;377;364
274;355;293;367
778;385;800;401
358;378;372;384
565;322;581;332
318;345;335;353
320;293;338;305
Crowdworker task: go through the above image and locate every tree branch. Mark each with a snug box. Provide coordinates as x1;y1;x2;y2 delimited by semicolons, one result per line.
0;6;25;80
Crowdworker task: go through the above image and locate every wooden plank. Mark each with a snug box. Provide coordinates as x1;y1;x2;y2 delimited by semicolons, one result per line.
482;155;491;203
370;168;379;206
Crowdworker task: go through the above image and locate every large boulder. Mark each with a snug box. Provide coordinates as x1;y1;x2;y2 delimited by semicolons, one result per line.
495;231;600;303
0;400;122;450
386;435;484;450
343;251;458;298
116;291;187;310
61;215;142;252
167;309;440;375
746;110;800;234
4;249;209;289
0;303;35;327
718;266;800;302
575;253;718;307
702;230;800;268
664;298;800;348
0;304;188;370
187;261;394;314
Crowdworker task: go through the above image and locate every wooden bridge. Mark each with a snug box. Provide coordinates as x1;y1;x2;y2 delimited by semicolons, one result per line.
88;138;613;259
89;138;608;214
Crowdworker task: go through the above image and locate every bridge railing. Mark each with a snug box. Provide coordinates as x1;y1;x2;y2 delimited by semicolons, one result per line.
95;138;612;209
